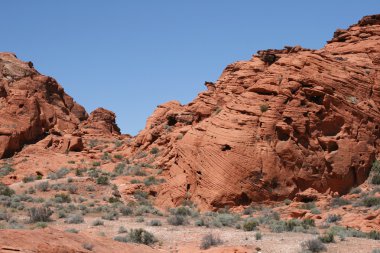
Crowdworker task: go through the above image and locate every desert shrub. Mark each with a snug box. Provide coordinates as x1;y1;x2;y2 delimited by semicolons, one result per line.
0;183;15;196
310;208;321;214
114;235;129;243
200;233;222;250
326;214;341;223
243;219;259;231
136;217;145;222
255;232;263;240
0;165;14;177
284;199;292;205
129;228;157;245
101;152;111;160
67;184;78;194
125;165;146;176
169;206;193;217
361;196;380;207
96;176;109;185
260;104;269;113
319;232;335;243
22;175;36;183
0;210;11;221
119;205;133;216
114;154;123;160
216;213;239;227
65;214;84;224
301;239;327;252
134;190;148;201
92;161;101;167
149;219;162;226
373;250;380;253
65;228;79;233
300;202;316;210
269;219;311;233
34;222;48;228
243;206;254;215
92;219;104;226
258;210;280;224
302;218;315;228
150;147;159;154
102;210;119;220
143;176;160;186
330;197;351;207
28;207;53;222
350;187;362;194
82;243;94;251
86;185;95;192
372;174;380;185
54;193;71;203
130;179;141;184
368;230;380;240
167;215;188;226
48;167;70;180
114;163;126;175
36;181;49;192
118;226;128;233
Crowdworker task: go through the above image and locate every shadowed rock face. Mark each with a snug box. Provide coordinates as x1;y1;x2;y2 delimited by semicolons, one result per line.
0;53;88;158
133;14;380;210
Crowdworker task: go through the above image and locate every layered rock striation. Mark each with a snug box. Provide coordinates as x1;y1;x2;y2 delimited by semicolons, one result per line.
133;14;380;209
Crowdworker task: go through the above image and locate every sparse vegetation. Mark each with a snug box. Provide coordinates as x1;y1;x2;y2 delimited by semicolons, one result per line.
27;206;53;223
65;214;84;224
200;233;222;250
301;239;327;252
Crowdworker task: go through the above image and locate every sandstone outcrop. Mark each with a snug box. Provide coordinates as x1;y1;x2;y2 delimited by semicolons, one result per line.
80;107;121;135
0;53;88;158
132;14;380;209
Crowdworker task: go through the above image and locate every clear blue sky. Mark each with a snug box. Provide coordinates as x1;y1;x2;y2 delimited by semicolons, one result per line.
1;1;379;135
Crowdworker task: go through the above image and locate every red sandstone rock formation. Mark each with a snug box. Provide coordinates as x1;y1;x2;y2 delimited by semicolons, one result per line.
132;14;380;210
0;53;121;158
0;53;88;158
80;107;121;135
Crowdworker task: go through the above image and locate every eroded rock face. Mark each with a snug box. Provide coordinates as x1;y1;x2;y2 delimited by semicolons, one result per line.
133;15;380;210
80;107;121;135
0;53;88;158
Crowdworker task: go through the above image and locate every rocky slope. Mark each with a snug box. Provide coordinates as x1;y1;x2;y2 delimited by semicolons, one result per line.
0;53;120;158
130;14;380;210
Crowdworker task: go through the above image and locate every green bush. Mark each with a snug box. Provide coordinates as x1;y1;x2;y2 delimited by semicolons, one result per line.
92;219;104;226
260;104;269;113
167;215;188;226
319;232;335;243
330;197;351;207
362;196;380;207
149;219;162;226
301;239;327;252
36;181;49;192
28;206;53;222
0;165;14;177
200;233;222;250
255;232;262;240
0;183;15;196
65;214;84;224
372;174;380;185
326;214;341;223
129;228;157;245
243;219;259;231
96;176;109;185
368;230;380;240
